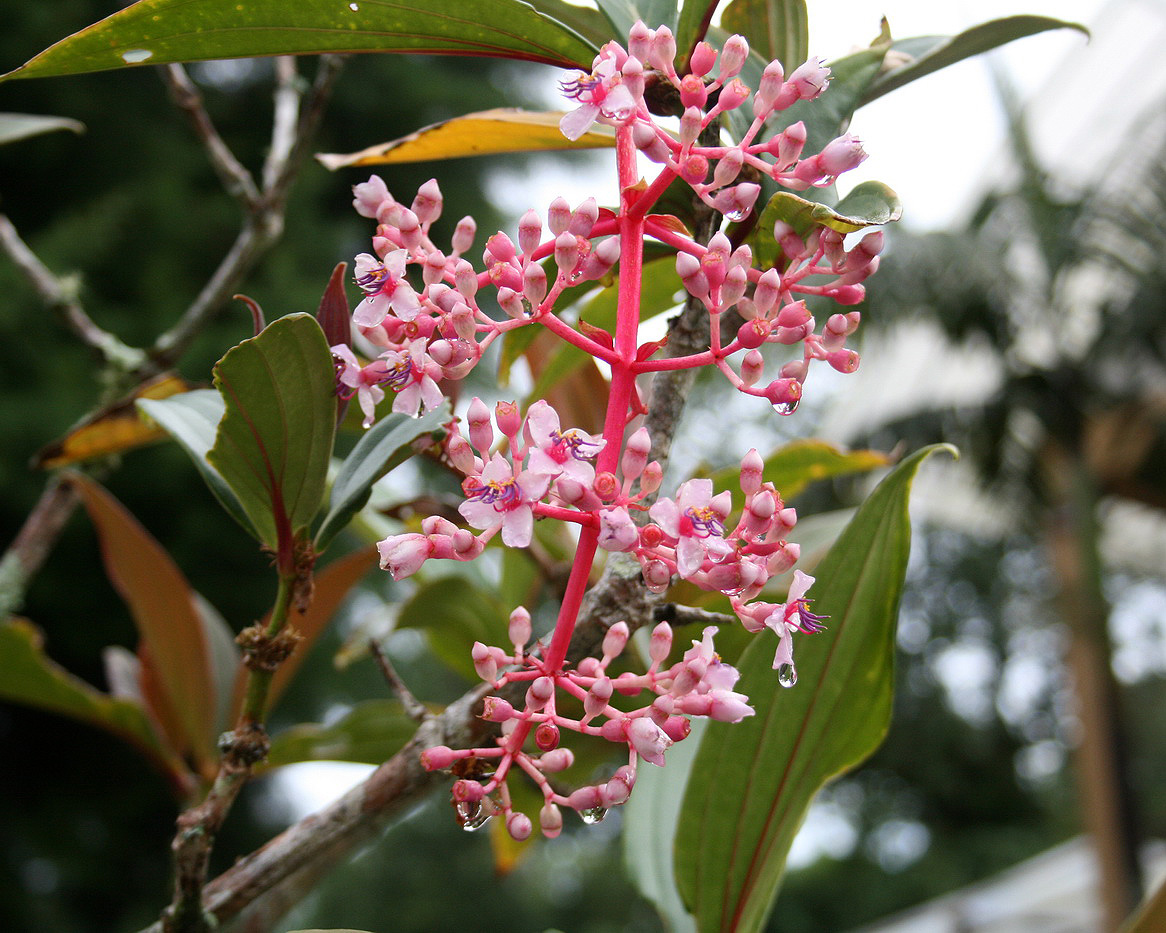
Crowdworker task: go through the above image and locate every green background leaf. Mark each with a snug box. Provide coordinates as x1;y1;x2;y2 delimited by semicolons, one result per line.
2;0;599;82
316;403;450;549
674;445;955;933
0;112;84;146
720;0;807;73
209;313;336;548
703;439;890;501
266;699;416;767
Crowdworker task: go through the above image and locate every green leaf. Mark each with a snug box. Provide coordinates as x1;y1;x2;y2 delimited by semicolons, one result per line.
318;109;617;169
0;112;84;146
594;0;679;41
860;16;1089;107
266;699;416;767
137;389;259;539
720;0;807;72
398;576;508;681
208;313;336;550
315;403;450;549
0;618;189;784
526;0;615;49
674;445;955;933
70;474;218;767
624;718;705;933
193;593;242;736
703;439;890;501
753;182;901;267
1;0;599;82
675;1;719;63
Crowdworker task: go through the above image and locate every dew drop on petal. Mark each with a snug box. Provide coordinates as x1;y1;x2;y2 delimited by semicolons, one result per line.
120;49;154;64
455;800;492;831
579;806;608;825
772;399;799;416
777;663;798;688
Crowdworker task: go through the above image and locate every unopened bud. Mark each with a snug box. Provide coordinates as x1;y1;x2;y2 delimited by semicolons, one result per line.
411;178;443;224
539;747;575;772
649;622;673;664
717;77;750;112
452;215;476;255
569;198;599;237
481;696;516;722
535;721;560;750
689;40;716;77
507;811;533;841
680;73;708;110
602;621;630;661
741;349;764;386
719;35;749;79
471;641;498;683
641;460;663;494
540;802;563;838
621;426;651;480
420;745;458;770
740;448;764;495
827;348;860;373
509;606;532;650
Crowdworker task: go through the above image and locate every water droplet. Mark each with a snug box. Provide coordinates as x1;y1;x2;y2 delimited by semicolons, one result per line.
579;806;608;825
348;2;359;9
772;399;799;416
120;49;154;64
777;663;798;688
455;799;492;831
725;208;748;223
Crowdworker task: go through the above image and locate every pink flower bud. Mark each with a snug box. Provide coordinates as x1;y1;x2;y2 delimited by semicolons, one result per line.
641;461;663;495
676;250;709;301
717;78;751;112
614;671;641;696
649;622;673;664
568;785;603;812
529;675;555;706
481;696;516;722
420;745;458;770
679;106;703;149
719;35;749;79
540;802;563;838
594;470;619;501
827;348;860;373
602;621;630;662
517;209;542;257
395;207;422;249
507;811;533;841
554;231;581;277
467;397;492;453
569;198;599;237
445;431;476;475
680;153;709;185
766;541;800;574
353;175;391;218
411;178;443;225
712;148;744;188
689;41;716;77
741;348;764;386
661;716;691;742
722;264;748;307
769;121;807;171
776;300;811;329
818;133;867;177
577;657;601;678
632;120;671;162
765;377;803;414
621;427;651;480
629;20;654;62
451;215;476;255
627;716;671;766
486;231;517;264
753;61;785;117
650;26;677;73
710;693;755;722
740;448;764;495
680;73;708;110
539;747;574;772
509;606;532;650
472;641;498;683
622;55;645;101
831;284;866;305
535;721;560;750
496;286;525;319
580;236;620;279
523;262;547;307
452;778;485;803
711;183;760;221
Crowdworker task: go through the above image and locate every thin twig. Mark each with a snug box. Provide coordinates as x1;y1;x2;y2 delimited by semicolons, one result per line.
160;64;260;207
369;639;430;722
0;214;146;370
0;477;80;619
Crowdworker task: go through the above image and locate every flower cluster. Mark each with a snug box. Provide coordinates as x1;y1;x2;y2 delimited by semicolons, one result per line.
333;21;883;837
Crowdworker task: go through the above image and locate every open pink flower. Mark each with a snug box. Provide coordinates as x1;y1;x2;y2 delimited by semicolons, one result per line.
559;43;640;141
735;571;824;671
525;399;605;484
353;249;421;327
380;338;444;416
648;478;734;578
332;344;389;428
626;716;671;767
459;454;552;548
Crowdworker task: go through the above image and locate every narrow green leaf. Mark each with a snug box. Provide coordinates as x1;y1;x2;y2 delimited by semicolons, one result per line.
675;1;719;64
703;440;890;501
70;474;218;766
594;0;679;41
753;181;901;267
624;718;705;933
860;16;1089;107
526;0;615;49
318;109;616;170
0;618;187;781
265;699;416;767
0;112;84;146
208;313;336;549
2;0;598;83
720;0;807;71
192;593;242;736
315;403;449;549
137;389;259;540
675;445;955;933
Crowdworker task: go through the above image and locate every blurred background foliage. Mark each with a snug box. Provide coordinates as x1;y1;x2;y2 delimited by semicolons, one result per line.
3;2;1165;932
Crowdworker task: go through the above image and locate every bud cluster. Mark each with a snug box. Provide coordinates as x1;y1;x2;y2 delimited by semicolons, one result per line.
331;21;884;836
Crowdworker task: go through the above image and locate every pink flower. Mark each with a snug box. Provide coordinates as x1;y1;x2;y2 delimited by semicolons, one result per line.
380;338;444;416
377;533;433;579
559;43;640;141
597;506;639;552
458;454;552;548
352;249;421;327
525;399;605;484
648;479;735;578
735;571;824;671
332;344;389;428
626;716;671;767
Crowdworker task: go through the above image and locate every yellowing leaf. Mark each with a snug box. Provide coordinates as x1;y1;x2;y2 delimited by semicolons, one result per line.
36;373;194;469
317;108;616;169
